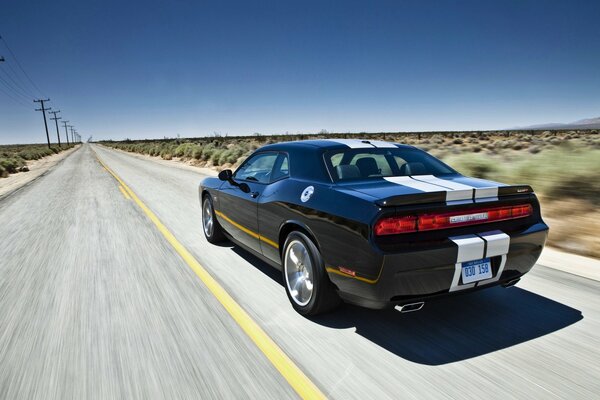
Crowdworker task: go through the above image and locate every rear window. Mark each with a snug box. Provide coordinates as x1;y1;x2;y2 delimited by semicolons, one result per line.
325;147;456;181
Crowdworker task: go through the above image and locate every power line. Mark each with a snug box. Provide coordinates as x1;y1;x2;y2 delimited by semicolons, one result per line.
0;56;30;108
34;99;52;148
49;110;62;147
0;34;45;98
0;70;33;101
0;62;38;98
0;82;31;108
0;46;38;100
1;50;40;98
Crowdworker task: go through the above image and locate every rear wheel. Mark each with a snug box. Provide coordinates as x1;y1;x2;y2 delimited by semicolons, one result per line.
202;194;225;243
282;231;340;316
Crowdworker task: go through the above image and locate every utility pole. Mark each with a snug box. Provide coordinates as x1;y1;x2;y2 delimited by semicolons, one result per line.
34;99;52;149
68;125;74;143
62;120;70;145
48;110;62;147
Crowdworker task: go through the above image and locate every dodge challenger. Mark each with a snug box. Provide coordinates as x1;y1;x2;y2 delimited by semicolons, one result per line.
199;139;548;316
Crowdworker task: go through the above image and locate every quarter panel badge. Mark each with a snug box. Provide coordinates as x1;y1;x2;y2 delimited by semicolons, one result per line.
300;186;314;202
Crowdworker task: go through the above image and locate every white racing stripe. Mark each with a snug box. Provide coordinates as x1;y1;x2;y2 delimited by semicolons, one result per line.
474;187;499;199
386;174;502;202
478;231;510;285
451;235;486;263
411;175;473;191
480;230;510;257
364;139;398;148
325;138;399;149
410;175;473;201
385;175;473;201
449;230;511;291
384;176;447;193
449;234;484;291
324;139;374;148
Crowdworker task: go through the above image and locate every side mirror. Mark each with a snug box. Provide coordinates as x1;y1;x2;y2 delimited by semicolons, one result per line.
218;169;233;181
218;168;249;193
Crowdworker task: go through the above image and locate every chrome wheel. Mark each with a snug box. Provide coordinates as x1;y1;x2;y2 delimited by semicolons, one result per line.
203;199;214;237
284;240;314;306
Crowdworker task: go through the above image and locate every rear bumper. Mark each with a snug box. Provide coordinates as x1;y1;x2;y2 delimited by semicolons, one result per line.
328;222;549;309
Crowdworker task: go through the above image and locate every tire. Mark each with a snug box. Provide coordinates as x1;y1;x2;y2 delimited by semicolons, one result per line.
202;194;226;243
282;231;340;316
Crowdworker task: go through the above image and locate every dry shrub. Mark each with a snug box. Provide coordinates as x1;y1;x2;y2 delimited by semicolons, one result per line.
541;198;600;258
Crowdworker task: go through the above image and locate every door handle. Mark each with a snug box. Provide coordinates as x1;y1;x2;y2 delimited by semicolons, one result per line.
250;191;259;198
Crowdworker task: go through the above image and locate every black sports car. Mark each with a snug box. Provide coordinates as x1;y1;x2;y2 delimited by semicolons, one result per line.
199;139;548;315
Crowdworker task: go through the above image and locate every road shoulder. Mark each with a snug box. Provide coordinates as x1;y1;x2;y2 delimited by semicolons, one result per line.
0;145;80;200
537;247;600;282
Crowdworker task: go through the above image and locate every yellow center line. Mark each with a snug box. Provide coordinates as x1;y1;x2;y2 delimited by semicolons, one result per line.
118;185;131;200
94;152;326;400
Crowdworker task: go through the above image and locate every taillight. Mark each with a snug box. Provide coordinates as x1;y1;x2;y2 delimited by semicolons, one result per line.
374;216;417;235
375;204;532;236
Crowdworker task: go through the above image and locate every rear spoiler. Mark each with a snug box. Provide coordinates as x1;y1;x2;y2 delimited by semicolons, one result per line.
376;185;534;207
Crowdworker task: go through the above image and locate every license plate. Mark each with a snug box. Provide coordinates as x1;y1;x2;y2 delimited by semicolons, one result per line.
461;258;492;284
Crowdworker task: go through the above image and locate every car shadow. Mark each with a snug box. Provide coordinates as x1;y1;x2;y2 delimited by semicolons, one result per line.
230;245;283;283
228;243;583;366
311;286;583;365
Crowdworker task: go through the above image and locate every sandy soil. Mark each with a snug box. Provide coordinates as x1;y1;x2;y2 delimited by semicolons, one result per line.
540;198;600;259
0;145;81;198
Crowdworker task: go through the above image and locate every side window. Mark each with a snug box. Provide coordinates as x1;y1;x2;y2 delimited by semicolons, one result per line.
270;153;289;182
234;152;279;183
330;153;343;168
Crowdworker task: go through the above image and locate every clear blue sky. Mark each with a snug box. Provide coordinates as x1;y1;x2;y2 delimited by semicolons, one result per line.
1;0;599;144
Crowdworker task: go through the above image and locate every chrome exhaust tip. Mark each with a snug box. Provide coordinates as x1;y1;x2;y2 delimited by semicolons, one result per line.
502;278;521;288
395;302;425;313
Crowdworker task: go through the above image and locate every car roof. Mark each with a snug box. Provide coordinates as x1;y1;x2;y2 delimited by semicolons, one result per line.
258;138;415;152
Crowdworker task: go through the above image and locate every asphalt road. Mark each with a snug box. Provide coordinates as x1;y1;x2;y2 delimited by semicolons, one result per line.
0;144;598;399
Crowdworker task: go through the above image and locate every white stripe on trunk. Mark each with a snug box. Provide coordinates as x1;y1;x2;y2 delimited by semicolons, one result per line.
410;175;473;190
411;175;474;201
474;187;499;199
384;176;447;192
385;175;474;201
